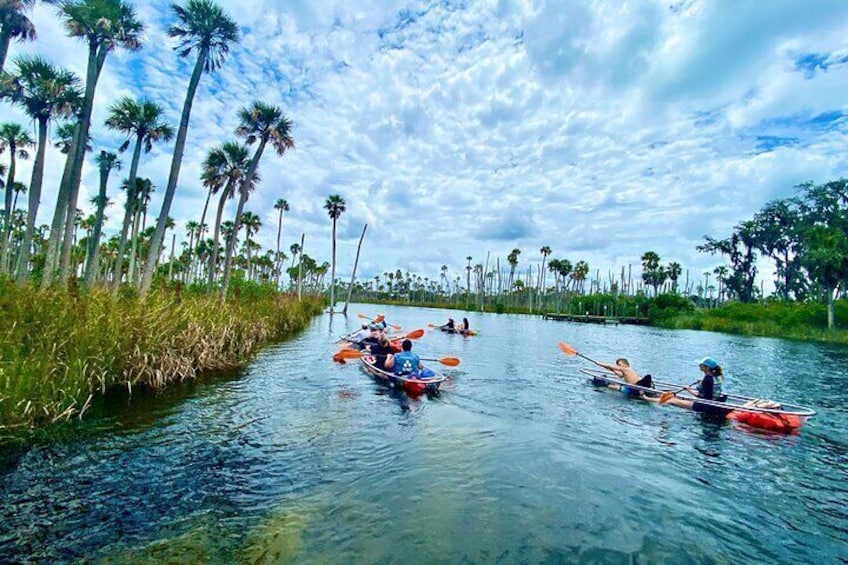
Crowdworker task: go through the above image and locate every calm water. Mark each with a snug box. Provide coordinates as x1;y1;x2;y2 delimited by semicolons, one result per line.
1;304;847;564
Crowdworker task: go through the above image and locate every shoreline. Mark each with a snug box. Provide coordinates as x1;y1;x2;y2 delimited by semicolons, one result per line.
0;280;324;442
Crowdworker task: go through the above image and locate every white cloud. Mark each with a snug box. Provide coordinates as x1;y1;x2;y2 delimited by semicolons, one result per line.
0;0;847;292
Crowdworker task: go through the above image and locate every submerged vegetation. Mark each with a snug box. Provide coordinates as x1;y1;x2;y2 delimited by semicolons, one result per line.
0;277;323;434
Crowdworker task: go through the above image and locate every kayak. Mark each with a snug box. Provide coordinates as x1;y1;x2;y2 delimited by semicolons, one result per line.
580;368;816;433
360;355;446;396
438;327;477;336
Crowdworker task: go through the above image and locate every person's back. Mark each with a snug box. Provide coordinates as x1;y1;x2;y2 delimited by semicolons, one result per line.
389;339;422;376
368;337;394;370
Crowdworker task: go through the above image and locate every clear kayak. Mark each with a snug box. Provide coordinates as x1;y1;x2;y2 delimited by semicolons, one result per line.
360;355;446;396
580;367;817;433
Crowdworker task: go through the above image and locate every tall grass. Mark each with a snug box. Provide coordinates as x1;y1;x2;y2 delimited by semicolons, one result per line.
657;300;848;343
0;278;323;431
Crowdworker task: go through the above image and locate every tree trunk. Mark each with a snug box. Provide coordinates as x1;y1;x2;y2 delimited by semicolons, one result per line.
0;32;11;73
220;137;267;300
140;49;208;296
342;223;367;315
275;208;283;288
207;182;232;290
127;202;143;286
0;139;17;274
168;232;176;282
14;119;47;281
193;189;212;283
56;46;108;285
84;165;111;286
827;286;836;329
297;233;305;301
328;216;337;312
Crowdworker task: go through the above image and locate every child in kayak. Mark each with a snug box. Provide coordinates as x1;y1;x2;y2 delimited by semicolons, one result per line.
595;358;654;398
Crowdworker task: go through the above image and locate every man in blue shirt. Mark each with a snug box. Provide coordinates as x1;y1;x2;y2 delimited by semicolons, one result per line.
386;339;422;376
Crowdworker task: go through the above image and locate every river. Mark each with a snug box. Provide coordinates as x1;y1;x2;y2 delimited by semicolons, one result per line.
1;304;846;563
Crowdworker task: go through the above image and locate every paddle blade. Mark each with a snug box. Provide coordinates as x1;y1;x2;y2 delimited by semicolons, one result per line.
659;391;674;404
558;342;577;356
405;329;425;339
337;349;365;360
357;313;370;319
389;324;402;330
427;324;438;328
439;357;461;367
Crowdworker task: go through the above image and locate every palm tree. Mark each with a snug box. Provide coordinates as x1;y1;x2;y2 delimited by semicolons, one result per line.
0;122;32;272
539;245;551;306
323;194;346;310
84;151;120;285
0;55;81;280
0;0;38;72
219;102;294;299
274;197;288;287
44;0;143;285
127;177;153;285
201;141;252;288
666;261;682;293
141;0;239;295
104;96;173;288
507;248;520;290
240;210;260;280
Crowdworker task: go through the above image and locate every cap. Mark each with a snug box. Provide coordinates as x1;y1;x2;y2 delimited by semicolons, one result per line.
697;357;718;369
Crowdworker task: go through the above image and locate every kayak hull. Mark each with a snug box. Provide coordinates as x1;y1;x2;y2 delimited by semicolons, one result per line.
583;369;814;433
360;356;446;396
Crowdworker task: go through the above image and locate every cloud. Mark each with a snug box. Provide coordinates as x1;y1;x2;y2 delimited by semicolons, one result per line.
0;0;846;292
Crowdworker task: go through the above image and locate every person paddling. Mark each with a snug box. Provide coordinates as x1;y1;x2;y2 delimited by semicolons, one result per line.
652;357;728;415
440;318;456;331
457;317;471;335
596;358;654;398
385;339;423;376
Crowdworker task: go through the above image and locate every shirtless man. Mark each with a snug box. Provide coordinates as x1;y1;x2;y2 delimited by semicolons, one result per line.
595;358;655;398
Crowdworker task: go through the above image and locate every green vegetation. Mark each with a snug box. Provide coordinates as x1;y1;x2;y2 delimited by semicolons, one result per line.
0;277;323;434
658;299;848;343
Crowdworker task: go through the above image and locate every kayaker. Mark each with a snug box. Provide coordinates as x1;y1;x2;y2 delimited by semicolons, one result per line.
367;334;394;370
596;358;654;397
440;318;456;331
385;339;422;376
359;324;382;349
657;357;729;414
457;317;471;334
349;324;370;343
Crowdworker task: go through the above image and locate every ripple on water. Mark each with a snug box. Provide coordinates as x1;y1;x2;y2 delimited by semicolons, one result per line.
1;305;847;562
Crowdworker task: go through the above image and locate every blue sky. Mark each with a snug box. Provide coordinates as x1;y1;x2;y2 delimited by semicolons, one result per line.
4;0;848;289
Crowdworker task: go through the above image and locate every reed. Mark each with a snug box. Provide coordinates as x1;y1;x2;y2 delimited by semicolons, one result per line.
0;278;323;430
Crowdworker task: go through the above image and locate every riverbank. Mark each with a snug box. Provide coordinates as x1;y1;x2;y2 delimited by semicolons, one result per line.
0;279;323;437
354;296;848;344
656;300;848;344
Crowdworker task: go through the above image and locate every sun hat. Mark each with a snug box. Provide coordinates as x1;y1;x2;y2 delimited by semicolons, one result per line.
697;357;718;369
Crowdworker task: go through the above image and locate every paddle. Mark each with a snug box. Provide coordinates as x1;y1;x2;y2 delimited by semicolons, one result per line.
659;380;702;404
399;328;425;340
336;349;461;367
557;342;605;367
358;313;402;330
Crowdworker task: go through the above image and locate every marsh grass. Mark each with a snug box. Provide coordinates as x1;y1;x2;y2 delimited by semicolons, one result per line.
0;278;323;431
656;300;848;344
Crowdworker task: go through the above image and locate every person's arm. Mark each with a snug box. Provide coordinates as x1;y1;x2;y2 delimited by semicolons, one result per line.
384;354;394;369
597;362;621;376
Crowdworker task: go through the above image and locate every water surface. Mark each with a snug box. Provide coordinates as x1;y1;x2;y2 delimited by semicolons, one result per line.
1;304;846;563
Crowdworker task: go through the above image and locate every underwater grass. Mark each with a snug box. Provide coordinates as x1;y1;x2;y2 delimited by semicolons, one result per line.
0;278;323;432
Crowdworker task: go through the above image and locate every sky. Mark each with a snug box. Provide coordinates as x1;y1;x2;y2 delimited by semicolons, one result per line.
3;0;848;291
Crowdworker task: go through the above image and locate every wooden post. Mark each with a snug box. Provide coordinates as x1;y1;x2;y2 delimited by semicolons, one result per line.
297;233;305;301
343;224;367;315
